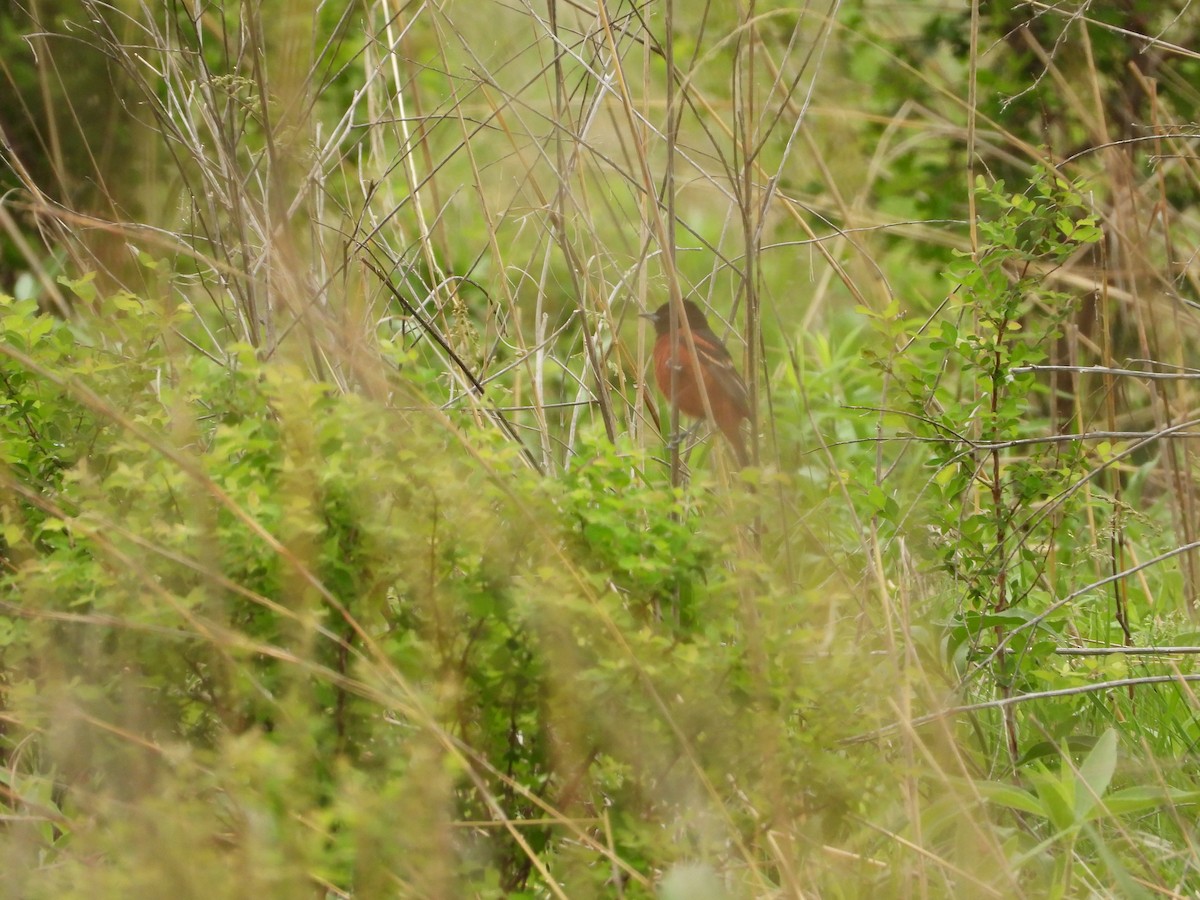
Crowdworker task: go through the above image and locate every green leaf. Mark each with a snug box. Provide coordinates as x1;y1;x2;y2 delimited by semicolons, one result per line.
111;292;144;312
973;779;1045;816
1090;786;1200;820
1073;728;1117;820
57;271;98;303
1030;768;1076;832
1019;735;1099;767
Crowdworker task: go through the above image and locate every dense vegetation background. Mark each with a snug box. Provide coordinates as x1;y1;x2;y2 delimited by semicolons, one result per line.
3;1;1200;896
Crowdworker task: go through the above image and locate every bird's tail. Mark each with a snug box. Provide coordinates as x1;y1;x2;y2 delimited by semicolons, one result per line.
723;424;750;468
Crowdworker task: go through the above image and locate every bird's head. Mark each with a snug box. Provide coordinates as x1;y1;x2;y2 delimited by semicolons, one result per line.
640;299;711;336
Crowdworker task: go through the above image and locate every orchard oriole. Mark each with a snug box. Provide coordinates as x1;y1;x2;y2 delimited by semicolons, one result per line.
642;299;751;466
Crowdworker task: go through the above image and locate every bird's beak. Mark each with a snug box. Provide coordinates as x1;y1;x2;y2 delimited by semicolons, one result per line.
639;311;656;320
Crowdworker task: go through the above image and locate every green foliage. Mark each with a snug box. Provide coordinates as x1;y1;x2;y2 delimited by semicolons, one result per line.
0;294;80;493
965;729;1200;894
0;289;890;896
557;438;717;629
927;170;1101;603
4;1;1200;896
875;169;1110;761
1;293;548;890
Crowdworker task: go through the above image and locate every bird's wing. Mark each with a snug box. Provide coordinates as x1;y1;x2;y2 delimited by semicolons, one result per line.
693;332;750;419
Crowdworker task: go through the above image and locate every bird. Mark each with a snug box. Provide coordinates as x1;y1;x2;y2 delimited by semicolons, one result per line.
641;299;751;466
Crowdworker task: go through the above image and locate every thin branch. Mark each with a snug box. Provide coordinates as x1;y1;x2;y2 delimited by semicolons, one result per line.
850;673;1200;744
